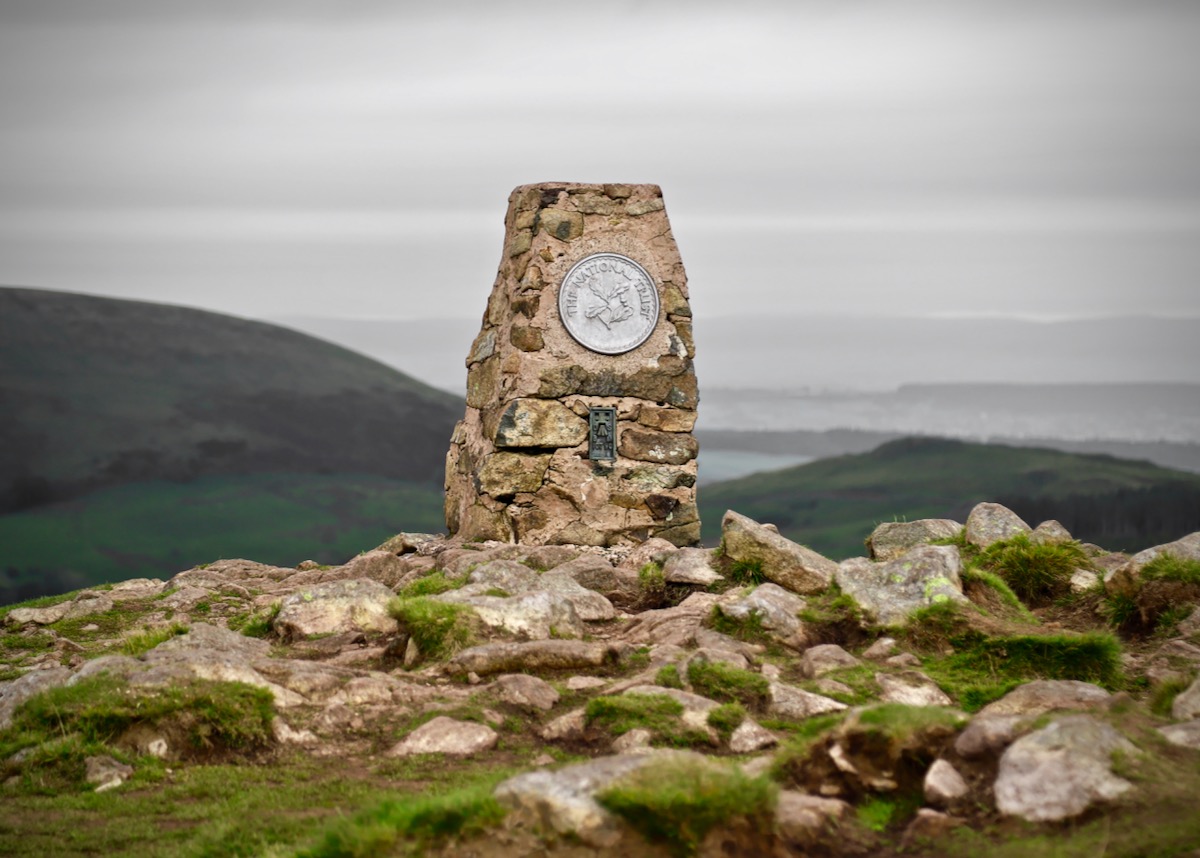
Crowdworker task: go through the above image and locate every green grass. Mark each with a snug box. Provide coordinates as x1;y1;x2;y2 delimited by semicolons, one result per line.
706;703;746;740
856;793;922;833
388;597;477;662
396;570;467;599
798;584;871;644
1149;675;1195;717
727;558;765;586
1141;552;1200;585
638;562;666;607
656;664;683;689
122;622;189;656
960;566;1036;620
976;534;1090;605
709;605;771;644
597;756;777;857
0;473;446;605
585;693;686;737
854;703;966;740
226;603;280;638
686;661;770;711
298;781;506;858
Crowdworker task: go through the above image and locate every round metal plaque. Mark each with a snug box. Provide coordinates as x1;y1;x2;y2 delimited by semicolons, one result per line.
558;253;660;355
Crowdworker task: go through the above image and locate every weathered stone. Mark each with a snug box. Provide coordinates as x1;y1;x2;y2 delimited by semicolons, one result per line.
715;583;807;643
85;755;134;792
448;640;622;676
800;644;860;678
521;545;582;570
274;579;398;640
0;667;71;729
1032;519;1073;544
964;502;1031;548
994;715;1136;822
493;753;659;848
6;602;71;626
435;590;583;640
550;556;641;609
477;452;552;496
537;572;617;622
388;716;498;757
1070;568;1100;593
617;427;697;465
636;405;696;432
775;791;851;849
661;547;722;586
924;759;969;806
540;707;587;741
618;592;719;647
1158;719;1200;749
866;519;961;562
566;675;609;691
901;808;965;846
876;672;953;707
509;324;543;352
1105;531;1200;598
465;356;500;409
729;719;778;753
955;714;1025;758
537;208;584;241
1172;673;1200;721
862;637;898;660
835;546;967;627
768;682;848;720
977;680;1112;718
495;674;561;712
493;399;587;449
721;510;837;595
332;549;414;587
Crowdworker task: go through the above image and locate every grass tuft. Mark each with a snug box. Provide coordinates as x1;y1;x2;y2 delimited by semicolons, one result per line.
585;693;685;737
727;558;766;586
656;664;683;689
121;622;189;656
388;597;477;661
396;570;467;599
1141;552;1200;585
977;534;1089;606
686;661;769;711
597;757;777;857
706;703;746;740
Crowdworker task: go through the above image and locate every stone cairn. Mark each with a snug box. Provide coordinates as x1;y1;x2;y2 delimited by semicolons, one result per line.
444;182;699;547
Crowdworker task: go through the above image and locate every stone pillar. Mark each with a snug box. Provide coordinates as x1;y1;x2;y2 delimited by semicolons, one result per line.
444;182;699;548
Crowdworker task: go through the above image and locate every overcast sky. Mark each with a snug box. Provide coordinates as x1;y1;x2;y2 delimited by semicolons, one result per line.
1;0;1198;323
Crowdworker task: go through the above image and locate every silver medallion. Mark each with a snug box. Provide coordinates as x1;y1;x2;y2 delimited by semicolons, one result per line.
558;253;660;354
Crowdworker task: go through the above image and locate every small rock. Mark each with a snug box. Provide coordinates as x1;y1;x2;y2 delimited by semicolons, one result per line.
6;602;71;626
901;808;965;847
977;680;1111;718
540;708;587;741
715;583;807;645
994;715;1136;822
532;753;556;767
862;637;898;661
387;716;498;757
85;755;134;792
1172;674;1200;721
876;672;952;707
1031;520;1073;544
924;759;969;806
775;790;851;848
273;720;319;745
729;719;777;753
721;510;837;595
495;674;560;712
835;546;967;626
1069;569;1100;593
814;678;854;697
661;548;723;586
768;683;847;720
612;728;653;753
1157;720;1200;749
885;652;922;668
566;675;609;691
964;502;1031;549
955;714;1024;759
800;644;859;678
866;519;961;562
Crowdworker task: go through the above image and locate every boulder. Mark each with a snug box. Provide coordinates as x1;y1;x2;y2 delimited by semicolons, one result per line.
495;674;561;712
618;592;720;647
800;644;860;678
954;714;1025;759
434;585;586;640
5;602;71;626
876;672;952;707
1157;720;1200;749
729;719;778;753
274;579;399;640
387;716;498;757
661;548;722;586
1105;531;1200;598
768;682;847;720
333;549;413;587
924;759;969;807
714;583;807;644
1031;520;1073;544
994;715;1136;822
835;546;967;627
448;640;623;676
866;519;961;562
721;510;837;595
977;680;1112;718
550;556;641;609
964;502;1031;549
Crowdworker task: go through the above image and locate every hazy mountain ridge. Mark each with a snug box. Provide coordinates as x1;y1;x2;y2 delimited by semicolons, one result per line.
0;286;461;513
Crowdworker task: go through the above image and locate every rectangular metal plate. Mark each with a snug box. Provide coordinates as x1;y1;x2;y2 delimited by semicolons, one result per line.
588;407;617;461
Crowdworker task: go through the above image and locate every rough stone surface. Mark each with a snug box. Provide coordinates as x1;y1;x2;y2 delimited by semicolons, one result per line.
715;583;807;644
768;682;848;720
800;644;860;678
955;714;1025;759
495;674;561;712
0;667;72;729
275;579;399;640
924;759;970;806
977;680;1112;718
1032;519;1073;544
493;753;663;847
448;640;622;676
729;718;778;753
835;546;967;626
85;755;134;792
994;715;1136;822
876;672;953;707
1158;719;1200;749
1172;673;1200;721
444;183;699;549
721;511;837;595
661;547;722;586
862;637;898;661
1106;531;1200;598
964;502;1032;548
775;791;851;848
388;716;498;757
866;519;962;561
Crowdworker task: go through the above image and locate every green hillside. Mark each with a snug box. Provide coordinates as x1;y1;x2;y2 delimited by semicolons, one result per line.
0;286;461;510
0;286;462;602
699;436;1200;559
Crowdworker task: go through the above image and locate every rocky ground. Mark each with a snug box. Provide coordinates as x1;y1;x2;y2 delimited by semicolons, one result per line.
2;503;1199;857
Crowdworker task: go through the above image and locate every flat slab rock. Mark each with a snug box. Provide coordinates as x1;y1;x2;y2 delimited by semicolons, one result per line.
274;578;399;639
721;510;836;595
388;716;498;757
977;679;1112;718
448;640;624;676
994;714;1137;822
835;545;967;627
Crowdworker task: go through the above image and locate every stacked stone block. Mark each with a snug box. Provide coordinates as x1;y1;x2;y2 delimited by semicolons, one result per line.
444;182;699;547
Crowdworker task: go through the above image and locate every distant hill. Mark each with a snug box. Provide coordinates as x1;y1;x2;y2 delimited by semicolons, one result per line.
0;286;462;602
698;437;1200;559
0;286;461;512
